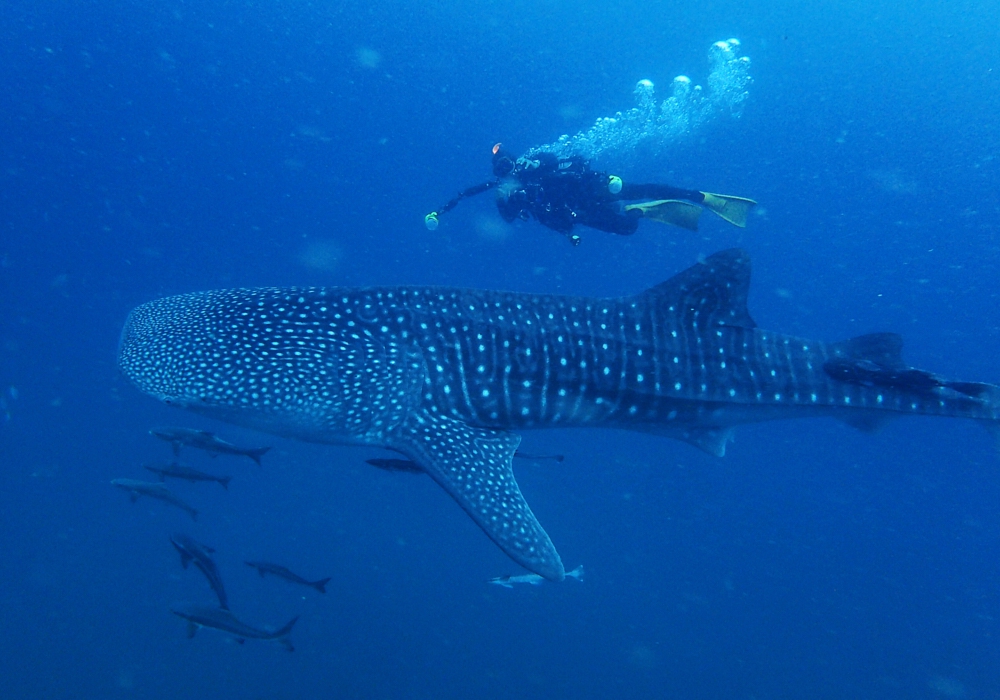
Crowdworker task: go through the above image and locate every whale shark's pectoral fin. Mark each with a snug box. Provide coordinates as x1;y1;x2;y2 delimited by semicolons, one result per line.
393;410;565;581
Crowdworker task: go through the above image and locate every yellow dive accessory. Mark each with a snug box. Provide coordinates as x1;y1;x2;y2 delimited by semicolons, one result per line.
699;192;757;228
424;212;440;230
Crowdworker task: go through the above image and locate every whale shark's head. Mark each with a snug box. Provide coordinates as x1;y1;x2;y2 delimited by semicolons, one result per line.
118;288;416;442
118;290;229;407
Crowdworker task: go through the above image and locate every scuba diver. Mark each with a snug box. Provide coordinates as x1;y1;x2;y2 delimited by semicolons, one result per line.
424;144;757;245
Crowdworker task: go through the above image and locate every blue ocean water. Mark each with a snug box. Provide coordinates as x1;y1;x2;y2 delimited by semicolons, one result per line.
2;0;1000;697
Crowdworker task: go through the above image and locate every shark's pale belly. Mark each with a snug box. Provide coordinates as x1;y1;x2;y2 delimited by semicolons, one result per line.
118;250;1000;580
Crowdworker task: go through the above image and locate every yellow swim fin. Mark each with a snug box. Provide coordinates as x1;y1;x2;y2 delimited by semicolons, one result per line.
699;192;757;228
624;199;702;231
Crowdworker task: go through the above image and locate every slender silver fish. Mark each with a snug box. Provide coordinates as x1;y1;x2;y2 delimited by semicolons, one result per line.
171;604;298;651
170;533;229;610
490;565;584;588
365;458;424;474
150;426;270;465
111;478;198;521
245;561;331;594
366;449;564;475
144;462;232;490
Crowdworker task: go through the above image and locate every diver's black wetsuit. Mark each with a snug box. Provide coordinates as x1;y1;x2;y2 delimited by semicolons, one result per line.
432;151;706;241
496;153;704;237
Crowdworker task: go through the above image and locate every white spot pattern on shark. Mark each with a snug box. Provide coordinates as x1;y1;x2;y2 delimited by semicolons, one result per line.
118;250;1000;580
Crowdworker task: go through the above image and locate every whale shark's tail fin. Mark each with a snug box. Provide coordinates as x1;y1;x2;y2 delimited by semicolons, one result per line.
825;333;1000;444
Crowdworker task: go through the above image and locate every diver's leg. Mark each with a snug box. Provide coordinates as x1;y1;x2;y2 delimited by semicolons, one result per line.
618;183;705;203
620;183;755;227
580;207;640;235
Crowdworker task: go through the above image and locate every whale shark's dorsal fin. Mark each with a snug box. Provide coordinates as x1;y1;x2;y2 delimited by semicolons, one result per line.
392;407;565;582
638;248;756;329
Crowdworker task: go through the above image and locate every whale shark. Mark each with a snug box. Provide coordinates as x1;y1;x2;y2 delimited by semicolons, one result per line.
118;250;1000;580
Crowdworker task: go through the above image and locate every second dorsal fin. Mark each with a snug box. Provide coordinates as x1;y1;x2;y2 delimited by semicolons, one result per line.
831;333;905;367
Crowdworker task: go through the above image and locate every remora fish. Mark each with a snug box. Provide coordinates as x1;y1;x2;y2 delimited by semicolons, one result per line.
245;561;331;594
365;458;425;474
170;533;229;610
111;478;198;521
170;604;298;652
366;449;564;474
118;250;1000;581
150;426;270;465
490;564;584;589
144;462;232;490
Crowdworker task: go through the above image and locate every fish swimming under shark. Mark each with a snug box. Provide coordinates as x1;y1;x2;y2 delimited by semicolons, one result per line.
118;249;1000;581
112;478;198;521
145;462;233;490
366;449;564;475
170;533;229;610
489;564;584;589
244;560;331;594
150;426;270;465
171;604;298;651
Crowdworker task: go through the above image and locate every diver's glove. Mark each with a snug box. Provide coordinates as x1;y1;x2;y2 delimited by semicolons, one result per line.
424;212;440;230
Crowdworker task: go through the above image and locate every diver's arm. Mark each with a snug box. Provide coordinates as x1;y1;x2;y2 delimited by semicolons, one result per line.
425;181;496;229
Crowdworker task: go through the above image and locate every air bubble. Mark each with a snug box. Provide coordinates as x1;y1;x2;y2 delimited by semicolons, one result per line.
527;39;751;165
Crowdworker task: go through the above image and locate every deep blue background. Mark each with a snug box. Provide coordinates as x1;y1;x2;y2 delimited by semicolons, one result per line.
2;1;1000;698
